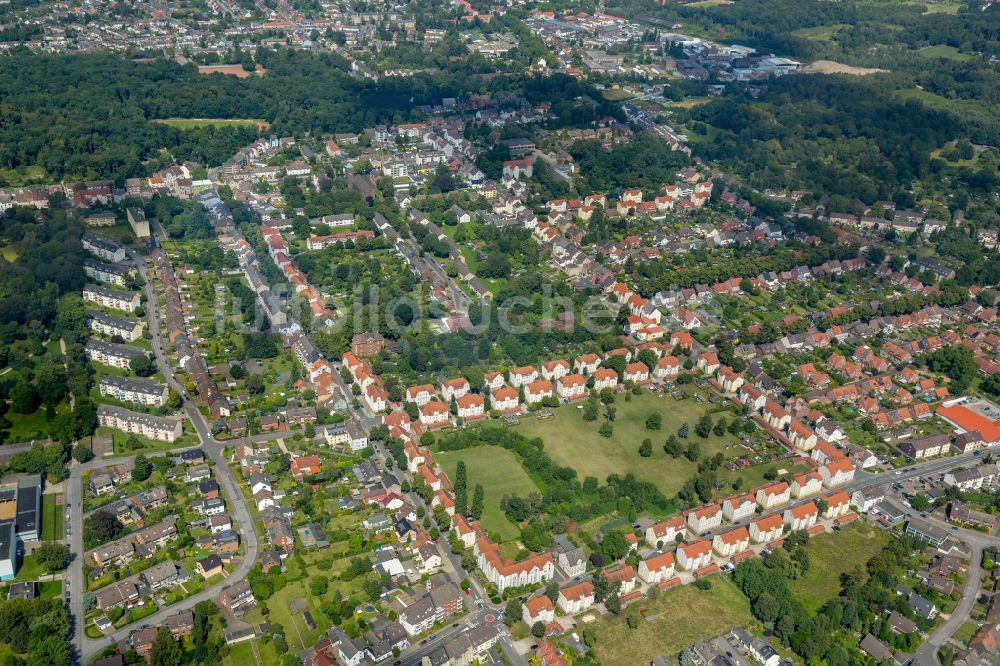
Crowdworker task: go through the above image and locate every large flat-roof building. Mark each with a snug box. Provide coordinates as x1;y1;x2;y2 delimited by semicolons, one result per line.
15;475;40;542
0;521;16;581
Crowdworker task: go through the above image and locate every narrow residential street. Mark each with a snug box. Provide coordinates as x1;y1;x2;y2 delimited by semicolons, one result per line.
911;517;991;666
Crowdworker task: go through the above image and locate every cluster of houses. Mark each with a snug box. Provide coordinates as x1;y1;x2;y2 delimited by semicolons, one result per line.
344;341;696;425
259;223;337;326
151;247;232;420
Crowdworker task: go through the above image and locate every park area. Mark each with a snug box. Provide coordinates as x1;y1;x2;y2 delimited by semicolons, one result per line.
586;577;753;665
513;390;744;499
436;446;539;546
788;521;890;612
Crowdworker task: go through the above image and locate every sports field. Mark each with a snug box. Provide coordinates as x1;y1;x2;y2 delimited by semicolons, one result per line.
436;446;540;542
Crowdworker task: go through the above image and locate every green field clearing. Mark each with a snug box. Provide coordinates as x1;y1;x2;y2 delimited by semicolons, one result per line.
436;446;540;542
921;1;963;13
1;247;18;262
791;24;850;41
0;165;48;187
788;521;889;612
718;460;811;495
917;45;972;61
588;576;753;665
513;390;741;502
4;407;64;443
601;88;636;101
154;118;268;129
241;580;329;652
14;555;45;582
41;494;63;541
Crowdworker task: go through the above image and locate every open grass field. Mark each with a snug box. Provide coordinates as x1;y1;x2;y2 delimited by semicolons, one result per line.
601;88;636;101
788;521;889;612
918;45;971;61
436;446;540;542
588;576;753;666
14;555;45;582
40;494;63;541
4;407;62;443
0;165;47;187
154;117;269;129
241;578;330;652
921;1;963;13
791;24;849;41
513;390;740;502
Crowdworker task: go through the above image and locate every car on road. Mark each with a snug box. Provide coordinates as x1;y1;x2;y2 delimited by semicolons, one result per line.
452;623;459;628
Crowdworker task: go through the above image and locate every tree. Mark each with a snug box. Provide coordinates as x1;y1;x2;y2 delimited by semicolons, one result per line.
598;421;613;438
639;439;653;457
150;627;183;666
124;434;143;451
663;435;682;457
504;598;522;627
470;484;484;520
600;531;629;562
645;413;662;430
678;421;689;438
531;621;546;638
910;495;931;511
695;414;713;438
35;542;71;570
684;442;701;462
583;399;599;422
132;453;152;481
246;374;265;395
713;418;727;437
84;509;124;546
454;460;468;515
229;363;246;380
72;443;94;463
130;354;155;377
605;594;622;615
10;381;38;414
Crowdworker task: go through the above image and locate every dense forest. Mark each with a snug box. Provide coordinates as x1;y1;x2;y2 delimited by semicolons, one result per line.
685;75;958;203
0;48;624;184
0;48;482;182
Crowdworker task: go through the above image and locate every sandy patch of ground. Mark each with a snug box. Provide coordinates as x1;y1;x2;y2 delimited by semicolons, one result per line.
801;60;888;75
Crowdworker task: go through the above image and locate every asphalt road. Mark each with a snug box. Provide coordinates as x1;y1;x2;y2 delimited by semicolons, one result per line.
909;516;990;666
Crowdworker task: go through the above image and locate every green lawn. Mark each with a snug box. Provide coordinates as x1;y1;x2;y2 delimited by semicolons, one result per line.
14;555;45;582
918;45;971;61
789;521;890;612
921;1;963;13
39;580;62;599
103;427;198;455
223;640;255;666
4;407;62;443
588;576;753;666
718;461;811;496
953;621;979;645
791;24;849;41
513;390;741;502
0;165;47;187
40;494;63;541
240;580;329;652
436;446;540;543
